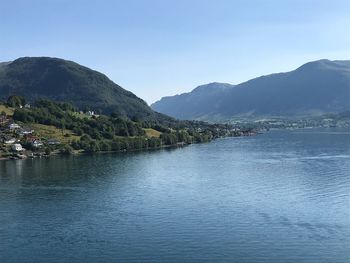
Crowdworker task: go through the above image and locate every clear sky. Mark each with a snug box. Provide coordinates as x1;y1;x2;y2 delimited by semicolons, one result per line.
1;0;350;104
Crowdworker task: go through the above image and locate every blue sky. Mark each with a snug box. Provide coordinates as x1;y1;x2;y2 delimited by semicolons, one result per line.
1;0;350;103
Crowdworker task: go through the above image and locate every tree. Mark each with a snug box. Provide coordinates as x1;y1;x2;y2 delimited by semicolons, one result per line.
45;147;52;155
99;141;111;151
7;95;26;107
59;145;74;155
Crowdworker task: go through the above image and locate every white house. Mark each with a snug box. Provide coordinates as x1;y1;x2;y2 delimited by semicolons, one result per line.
9;123;20;130
11;144;23;151
18;128;34;136
47;138;60;145
31;140;43;148
3;137;16;144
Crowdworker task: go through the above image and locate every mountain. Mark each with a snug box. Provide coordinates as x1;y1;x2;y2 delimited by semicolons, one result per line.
152;82;234;120
0;57;154;119
152;59;350;120
0;62;11;69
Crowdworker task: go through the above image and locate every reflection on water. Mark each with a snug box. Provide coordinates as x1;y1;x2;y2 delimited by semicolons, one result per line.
0;129;350;263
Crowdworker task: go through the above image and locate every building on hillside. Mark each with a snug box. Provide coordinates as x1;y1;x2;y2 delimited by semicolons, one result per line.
9;123;21;130
0;115;8;125
47;138;60;145
18;128;34;136
11;144;23;152
31;139;43;148
3;137;16;144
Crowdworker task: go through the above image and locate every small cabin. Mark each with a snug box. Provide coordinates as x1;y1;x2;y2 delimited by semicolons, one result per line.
9;123;21;130
11;144;23;152
47;138;60;145
31;140;43;148
3;137;16;144
18;128;34;136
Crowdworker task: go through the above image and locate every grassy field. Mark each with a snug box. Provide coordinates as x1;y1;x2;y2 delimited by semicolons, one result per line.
30;123;81;143
71;111;92;119
0;104;15;116
144;128;162;138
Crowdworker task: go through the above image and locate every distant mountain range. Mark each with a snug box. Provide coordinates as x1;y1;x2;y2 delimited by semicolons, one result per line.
151;59;350;120
0;57;154;119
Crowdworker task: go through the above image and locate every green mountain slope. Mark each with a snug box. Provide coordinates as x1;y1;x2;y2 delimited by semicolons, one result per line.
0;57;154;119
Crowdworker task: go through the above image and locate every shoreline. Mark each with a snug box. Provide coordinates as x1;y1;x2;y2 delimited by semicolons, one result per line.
0;140;205;161
8;126;348;162
0;133;257;162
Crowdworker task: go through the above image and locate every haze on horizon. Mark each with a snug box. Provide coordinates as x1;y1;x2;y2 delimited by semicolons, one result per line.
1;0;350;104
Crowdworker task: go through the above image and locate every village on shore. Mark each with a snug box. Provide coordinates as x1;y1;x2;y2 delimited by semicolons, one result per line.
0;99;257;161
0;100;101;160
0;105;65;160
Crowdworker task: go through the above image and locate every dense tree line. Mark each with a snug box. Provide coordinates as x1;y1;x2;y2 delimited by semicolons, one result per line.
12;99;232;153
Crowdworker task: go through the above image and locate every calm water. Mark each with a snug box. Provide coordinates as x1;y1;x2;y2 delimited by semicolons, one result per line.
1;129;350;263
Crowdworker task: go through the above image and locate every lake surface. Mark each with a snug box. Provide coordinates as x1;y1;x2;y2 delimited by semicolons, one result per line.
1;129;350;263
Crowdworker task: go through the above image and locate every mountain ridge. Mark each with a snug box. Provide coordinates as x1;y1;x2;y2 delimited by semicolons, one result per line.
151;59;350;120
